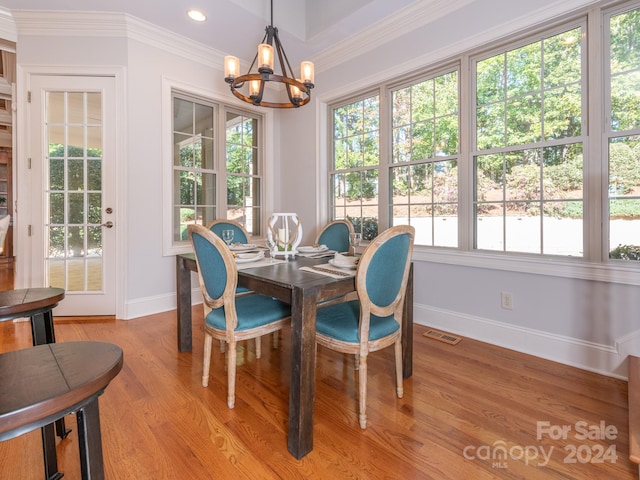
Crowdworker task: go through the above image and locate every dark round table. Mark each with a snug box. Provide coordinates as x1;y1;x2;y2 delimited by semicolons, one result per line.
0;287;68;479
0;341;123;480
0;287;65;344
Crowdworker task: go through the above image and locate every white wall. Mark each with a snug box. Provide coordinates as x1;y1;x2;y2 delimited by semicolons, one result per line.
279;0;640;378
6;1;639;377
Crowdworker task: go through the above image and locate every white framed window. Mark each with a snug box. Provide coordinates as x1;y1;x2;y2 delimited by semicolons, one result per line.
391;68;460;247
330;94;380;240
172;93;217;243
326;0;640;271
225;111;261;235
605;4;640;262
169;90;263;249
472;24;585;256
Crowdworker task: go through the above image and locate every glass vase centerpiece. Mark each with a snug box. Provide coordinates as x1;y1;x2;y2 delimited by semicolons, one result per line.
267;213;302;259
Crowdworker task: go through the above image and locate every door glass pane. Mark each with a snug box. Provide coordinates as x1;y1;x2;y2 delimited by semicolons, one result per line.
46;90;104;292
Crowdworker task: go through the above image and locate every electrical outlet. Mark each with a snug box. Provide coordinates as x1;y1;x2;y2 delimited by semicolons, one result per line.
501;291;513;310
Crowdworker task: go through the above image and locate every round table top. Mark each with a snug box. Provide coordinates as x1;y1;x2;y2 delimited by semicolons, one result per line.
0;341;123;440
0;288;65;321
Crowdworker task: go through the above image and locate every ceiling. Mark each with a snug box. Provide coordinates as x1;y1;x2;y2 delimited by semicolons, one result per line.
0;0;442;66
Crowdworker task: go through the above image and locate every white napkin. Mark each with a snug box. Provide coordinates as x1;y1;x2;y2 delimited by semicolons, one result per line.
333;252;357;268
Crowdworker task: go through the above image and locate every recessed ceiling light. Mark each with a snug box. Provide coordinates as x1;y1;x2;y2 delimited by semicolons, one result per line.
187;9;206;22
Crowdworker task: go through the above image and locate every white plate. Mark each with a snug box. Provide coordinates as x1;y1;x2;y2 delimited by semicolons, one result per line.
329;259;357;270
235;252;264;264
298;245;328;253
229;243;257;252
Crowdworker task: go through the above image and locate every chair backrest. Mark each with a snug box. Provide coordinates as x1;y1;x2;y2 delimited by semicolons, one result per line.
355;225;415;319
315;219;354;252
206;219;249;244
188;224;238;325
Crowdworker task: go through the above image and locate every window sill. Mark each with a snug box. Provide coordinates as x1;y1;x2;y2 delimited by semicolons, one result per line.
412;247;640;286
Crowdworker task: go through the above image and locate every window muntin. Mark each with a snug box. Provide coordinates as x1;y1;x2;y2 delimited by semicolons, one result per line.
391;70;459;247
172;96;216;242
325;2;640;266
171;93;262;245
331;95;380;240
473;26;585;256
225;112;261;235
607;6;640;262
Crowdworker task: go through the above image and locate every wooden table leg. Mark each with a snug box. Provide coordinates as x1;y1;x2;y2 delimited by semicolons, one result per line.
176;255;193;352
76;397;105;480
287;285;318;459
402;263;414;379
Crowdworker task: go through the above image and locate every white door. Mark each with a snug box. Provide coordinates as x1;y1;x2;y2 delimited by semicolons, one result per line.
29;75;117;315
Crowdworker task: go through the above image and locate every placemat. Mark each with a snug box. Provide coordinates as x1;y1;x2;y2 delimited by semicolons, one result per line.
236;257;287;270
299;263;356;278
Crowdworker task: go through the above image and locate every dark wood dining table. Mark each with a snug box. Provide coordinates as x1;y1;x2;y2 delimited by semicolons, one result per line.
175;253;413;459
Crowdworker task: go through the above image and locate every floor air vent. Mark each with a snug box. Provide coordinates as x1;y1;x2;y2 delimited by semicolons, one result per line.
423;329;461;345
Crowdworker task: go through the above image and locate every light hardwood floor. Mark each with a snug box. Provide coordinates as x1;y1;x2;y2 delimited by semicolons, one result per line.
0;308;634;479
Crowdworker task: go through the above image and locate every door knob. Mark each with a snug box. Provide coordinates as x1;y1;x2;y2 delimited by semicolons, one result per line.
101;221;114;228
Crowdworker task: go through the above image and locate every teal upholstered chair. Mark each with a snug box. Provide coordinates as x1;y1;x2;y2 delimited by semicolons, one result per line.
315;225;414;429
207;219;251;298
188;224;291;408
315;219;354;253
207;219;249;244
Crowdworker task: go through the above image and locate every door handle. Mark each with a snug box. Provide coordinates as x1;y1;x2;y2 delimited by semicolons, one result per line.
101;221;114;228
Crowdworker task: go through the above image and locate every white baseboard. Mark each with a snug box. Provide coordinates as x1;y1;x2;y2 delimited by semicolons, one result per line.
123;294;636;380
414;303;630;380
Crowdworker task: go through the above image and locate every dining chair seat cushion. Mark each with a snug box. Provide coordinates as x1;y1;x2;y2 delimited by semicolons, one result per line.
316;301;399;343
206;294;291;331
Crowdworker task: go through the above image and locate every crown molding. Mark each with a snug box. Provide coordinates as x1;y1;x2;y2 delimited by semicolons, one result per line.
311;0;600;73
124;16;223;68
9;10;225;70
311;0;476;72
10;10;127;37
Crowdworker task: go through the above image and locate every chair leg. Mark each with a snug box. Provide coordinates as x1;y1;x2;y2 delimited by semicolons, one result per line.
395;338;404;398
227;340;237;408
354;353;359;370
358;354;367;429
202;333;213;387
255;337;262;359
220;339;226;353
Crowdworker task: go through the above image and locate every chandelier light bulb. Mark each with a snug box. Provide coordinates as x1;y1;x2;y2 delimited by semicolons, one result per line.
300;61;315;86
258;44;274;73
224;56;240;81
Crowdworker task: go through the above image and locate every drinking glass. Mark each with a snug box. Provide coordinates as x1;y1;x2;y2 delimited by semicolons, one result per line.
222;229;234;246
265;237;276;263
349;232;362;255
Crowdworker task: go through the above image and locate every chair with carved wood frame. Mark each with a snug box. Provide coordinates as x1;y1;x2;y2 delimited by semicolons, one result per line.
315;225;415;428
207;219;267;349
314;219;354;254
188;224;291;408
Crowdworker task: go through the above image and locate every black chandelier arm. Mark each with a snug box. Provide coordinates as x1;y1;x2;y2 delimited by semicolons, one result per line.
222;0;314;109
272;29;297;81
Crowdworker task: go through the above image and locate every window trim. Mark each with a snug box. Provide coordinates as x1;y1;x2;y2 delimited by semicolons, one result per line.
161;76;273;256
317;0;640;287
